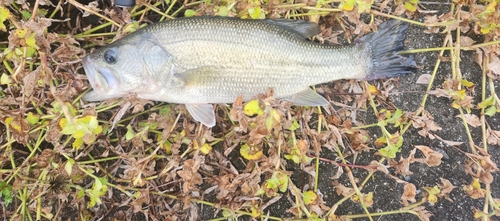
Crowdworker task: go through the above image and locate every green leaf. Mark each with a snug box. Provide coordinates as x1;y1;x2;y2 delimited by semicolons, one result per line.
77;188;85;199
357;0;374;13
217;6;229;16
0;181;13;207
65;159;74;175
0;7;11;31
240;144;263;160
72;137;83;150
478;96;494;109
404;1;416;12
265;171;289;193
21;11;31;20
125;125;135;141
244;99;264;116
485;105;497;116
379;145;399;158
26;112;39;125
26;33;37;48
159;106;171;116
341;0;356;11
60;119;76;135
184;9;197;17
303;190;317;205
86;177;108;207
0;73;11;85
287;118;300;131
248;6;263;19
460;79;474;87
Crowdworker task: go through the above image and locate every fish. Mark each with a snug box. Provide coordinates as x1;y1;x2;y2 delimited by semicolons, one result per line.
82;16;416;127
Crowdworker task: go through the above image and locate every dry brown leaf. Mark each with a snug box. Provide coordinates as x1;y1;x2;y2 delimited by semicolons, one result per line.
367;161;388;174
401;183;417;206
488;56;500;76
457;113;481;128
463;178;486;199
411;111;442;138
413;206;433;221
437;178;457;202
487;129;500;146
433;134;464;146
423;14;441;34
415;145;443;166
394;147;416;176
427;89;451;98
459;36;476;47
345;129;371;152
416;74;432;84
333;181;354;197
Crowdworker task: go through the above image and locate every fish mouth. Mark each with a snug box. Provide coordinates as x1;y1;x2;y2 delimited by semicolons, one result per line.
83;55;120;93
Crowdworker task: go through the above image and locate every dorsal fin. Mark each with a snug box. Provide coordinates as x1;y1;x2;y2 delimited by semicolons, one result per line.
264;19;320;38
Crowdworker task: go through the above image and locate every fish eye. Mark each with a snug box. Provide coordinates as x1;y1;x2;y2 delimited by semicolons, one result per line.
103;49;118;64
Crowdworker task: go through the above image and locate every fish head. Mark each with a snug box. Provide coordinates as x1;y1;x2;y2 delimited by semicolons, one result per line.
82;39;166;101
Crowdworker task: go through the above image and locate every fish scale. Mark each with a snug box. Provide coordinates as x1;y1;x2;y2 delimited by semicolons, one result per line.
82;16;416;126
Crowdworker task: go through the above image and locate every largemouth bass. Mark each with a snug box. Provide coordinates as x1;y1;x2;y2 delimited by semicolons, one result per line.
82;16;416;127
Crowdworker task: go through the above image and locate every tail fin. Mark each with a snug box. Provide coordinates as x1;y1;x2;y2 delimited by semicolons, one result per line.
356;20;417;80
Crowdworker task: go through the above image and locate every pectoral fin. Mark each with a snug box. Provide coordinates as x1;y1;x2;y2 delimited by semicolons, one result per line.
171;66;218;88
185;103;216;127
288;88;329;106
83;90;124;101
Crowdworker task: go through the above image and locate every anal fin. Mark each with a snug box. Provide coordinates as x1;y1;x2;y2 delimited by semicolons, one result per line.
185;103;216;127
288;88;329;106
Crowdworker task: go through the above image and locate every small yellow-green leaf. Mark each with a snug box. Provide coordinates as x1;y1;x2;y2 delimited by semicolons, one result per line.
217;6;229;16
27;112;39;125
25;33;36;48
77;188;85;199
240;144;263;160
276;172;288;192
303;190;318;205
64;158;74;175
184;9;197;17
244;99;264;116
404;2;416;12
0;7;11;21
478;96;494;109
357;0;373;13
0;7;11;31
162;139;172;154
266;109;281;131
460;79;474;87
200;143;212;155
0;73;11;85
341;0;356;11
72;137;83;150
125;125;135;141
248;7;263;19
60;119;77;135
21;11;31;20
73;130;85;139
250;206;260;218
122;21;139;34
15;28;27;38
485;106;497;116
379;144;400;158
287;118;300;131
